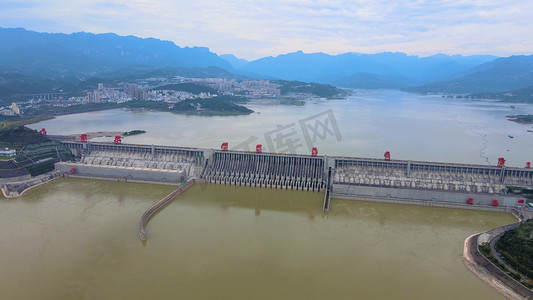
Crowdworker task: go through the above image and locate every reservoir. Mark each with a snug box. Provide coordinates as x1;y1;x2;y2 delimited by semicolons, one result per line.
0;179;516;299
29;90;533;167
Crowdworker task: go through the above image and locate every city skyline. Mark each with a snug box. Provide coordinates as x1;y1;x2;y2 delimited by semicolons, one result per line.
1;1;532;60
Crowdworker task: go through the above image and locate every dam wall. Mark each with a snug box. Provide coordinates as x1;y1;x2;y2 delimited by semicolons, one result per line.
55;162;186;183
59;141;205;181
203;150;326;191
332;157;531;207
57;141;532;209
332;184;522;207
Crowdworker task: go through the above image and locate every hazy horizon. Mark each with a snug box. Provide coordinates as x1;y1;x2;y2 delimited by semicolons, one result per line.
1;1;532;60
0;26;522;63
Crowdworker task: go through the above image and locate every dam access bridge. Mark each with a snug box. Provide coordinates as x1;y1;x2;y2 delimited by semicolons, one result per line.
55;141;533;212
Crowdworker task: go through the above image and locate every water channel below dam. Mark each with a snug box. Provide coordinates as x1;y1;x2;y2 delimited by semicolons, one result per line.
0;178;516;299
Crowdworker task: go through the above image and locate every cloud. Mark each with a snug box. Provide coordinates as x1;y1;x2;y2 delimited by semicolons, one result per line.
0;0;532;59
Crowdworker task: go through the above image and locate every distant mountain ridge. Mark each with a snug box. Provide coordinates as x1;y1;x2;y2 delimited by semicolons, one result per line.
2;27;533;96
0;27;233;78
410;55;533;94
237;51;497;86
220;54;249;69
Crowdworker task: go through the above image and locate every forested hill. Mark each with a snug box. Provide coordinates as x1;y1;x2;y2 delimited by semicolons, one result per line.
469;85;533;103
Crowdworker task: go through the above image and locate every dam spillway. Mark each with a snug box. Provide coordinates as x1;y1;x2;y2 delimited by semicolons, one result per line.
55;141;533;210
203;151;326;191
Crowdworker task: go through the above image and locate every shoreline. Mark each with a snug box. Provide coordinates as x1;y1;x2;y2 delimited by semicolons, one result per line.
1;172;60;198
462;230;533;299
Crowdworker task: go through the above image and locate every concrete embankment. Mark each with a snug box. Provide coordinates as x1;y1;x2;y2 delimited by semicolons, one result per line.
139;179;196;241
1;172;60;198
331;192;517;213
462;232;533;300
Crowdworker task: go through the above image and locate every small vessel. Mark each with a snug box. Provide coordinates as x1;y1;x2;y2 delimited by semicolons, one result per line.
527;130;533;133
508;135;514;138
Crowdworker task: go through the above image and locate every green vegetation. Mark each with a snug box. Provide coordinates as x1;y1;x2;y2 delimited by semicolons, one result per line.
470;85;533;104
121;98;252;115
15;141;74;176
24;160;56;176
20;97;253;119
171;98;253;115
0;126;74;177
1;115;53;130
211;95;248;103
506;114;533;124
122;100;169;111
479;240;533;289
24;102;122;117
496;220;533;279
0;72;68;106
152;83;217;95
0;126;49;150
273;80;347;98
123;130;146;136
279;98;305;106
479;242;501;267
507;186;533;200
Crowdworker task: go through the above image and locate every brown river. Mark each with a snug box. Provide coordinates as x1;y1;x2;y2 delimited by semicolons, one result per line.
0;178;516;299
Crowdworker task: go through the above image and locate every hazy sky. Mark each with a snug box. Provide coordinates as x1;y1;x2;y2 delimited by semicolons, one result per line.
1;0;532;60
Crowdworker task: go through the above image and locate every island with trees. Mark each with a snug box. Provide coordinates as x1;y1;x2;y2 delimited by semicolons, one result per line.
123;130;146;136
506;114;533;124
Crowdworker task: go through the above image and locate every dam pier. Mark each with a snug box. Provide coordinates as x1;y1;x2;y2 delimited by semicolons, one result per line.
54;141;533;213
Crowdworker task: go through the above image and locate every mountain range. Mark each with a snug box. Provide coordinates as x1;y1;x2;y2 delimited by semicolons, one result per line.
409;55;533;94
235;51;497;86
0;27;233;78
1;27;533;101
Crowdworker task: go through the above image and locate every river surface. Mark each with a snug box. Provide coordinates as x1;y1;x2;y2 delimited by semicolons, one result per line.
29;90;533;167
0;179;515;299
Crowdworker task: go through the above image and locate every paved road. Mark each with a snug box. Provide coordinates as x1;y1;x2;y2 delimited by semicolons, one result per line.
468;234;533;299
488;223;525;280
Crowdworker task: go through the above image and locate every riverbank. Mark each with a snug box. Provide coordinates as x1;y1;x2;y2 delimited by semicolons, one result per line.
0;171;60;198
462;232;533;299
15;99;254;128
462;209;533;300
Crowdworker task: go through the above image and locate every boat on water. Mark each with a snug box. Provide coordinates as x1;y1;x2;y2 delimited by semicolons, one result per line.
508;135;514;138
527;130;533;133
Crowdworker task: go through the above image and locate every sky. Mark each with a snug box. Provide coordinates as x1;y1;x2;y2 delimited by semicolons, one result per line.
1;0;532;60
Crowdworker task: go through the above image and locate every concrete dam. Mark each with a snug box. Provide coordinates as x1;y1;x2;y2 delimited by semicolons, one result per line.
203;151;326;191
55;141;532;211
